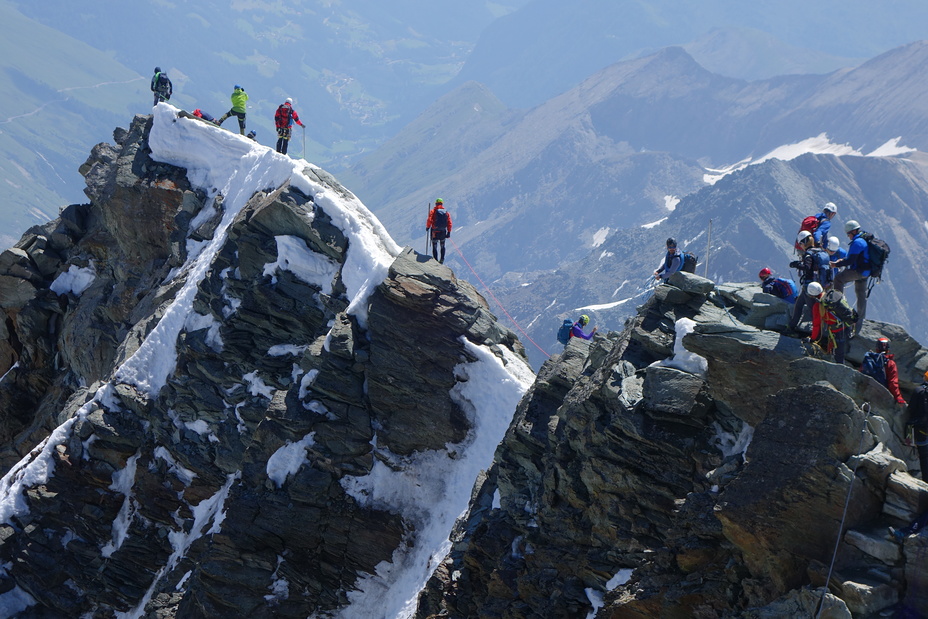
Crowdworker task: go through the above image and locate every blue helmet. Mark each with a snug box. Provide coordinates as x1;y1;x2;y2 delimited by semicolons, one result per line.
234;84;242;89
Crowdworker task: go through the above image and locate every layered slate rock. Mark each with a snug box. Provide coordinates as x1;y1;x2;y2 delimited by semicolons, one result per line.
416;276;928;618
0;115;528;617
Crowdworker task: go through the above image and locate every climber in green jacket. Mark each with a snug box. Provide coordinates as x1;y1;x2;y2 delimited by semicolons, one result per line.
216;85;249;135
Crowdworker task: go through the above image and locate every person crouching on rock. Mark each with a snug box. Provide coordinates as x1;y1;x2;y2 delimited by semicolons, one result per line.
654;237;682;283
571;314;597;340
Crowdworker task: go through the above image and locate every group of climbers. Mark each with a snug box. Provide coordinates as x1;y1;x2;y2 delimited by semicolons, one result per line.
149;67;305;153
752;202;891;366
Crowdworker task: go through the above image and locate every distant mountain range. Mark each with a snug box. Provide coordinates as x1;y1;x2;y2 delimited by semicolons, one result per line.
500;152;928;368
342;41;928;368
6;0;928;249
453;0;928;107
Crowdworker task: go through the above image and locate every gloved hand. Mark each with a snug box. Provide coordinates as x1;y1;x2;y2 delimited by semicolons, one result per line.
789;261;800;269
446;232;450;238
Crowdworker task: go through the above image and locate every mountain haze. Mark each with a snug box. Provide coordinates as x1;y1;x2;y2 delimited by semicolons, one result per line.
0;2;142;247
349;41;928;294
454;0;928;107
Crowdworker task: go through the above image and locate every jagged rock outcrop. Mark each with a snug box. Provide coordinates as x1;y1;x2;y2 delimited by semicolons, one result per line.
0;111;530;617
415;271;928;618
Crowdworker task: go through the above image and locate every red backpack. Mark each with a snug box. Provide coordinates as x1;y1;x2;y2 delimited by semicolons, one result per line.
794;215;823;252
274;104;292;129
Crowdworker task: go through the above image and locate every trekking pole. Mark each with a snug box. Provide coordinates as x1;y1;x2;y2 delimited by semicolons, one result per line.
425;202;431;255
704;219;712;278
302;125;306;160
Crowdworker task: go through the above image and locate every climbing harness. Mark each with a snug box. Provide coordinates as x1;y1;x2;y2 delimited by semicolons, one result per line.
449;237;551;359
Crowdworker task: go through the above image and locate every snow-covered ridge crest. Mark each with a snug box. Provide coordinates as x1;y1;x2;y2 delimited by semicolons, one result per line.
704;132;916;184
0;105;534;618
116;103;402;397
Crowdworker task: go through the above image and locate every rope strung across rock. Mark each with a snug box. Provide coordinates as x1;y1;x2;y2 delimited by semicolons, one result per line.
815;401;871;619
449;237;551;359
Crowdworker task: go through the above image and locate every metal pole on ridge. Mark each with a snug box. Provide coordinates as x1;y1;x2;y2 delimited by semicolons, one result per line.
425;202;431;256
705;219;713;278
302;126;306;160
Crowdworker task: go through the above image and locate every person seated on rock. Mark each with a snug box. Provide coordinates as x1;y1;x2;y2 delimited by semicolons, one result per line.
758;267;797;303
807;281;853;365
570;314;597;340
860;337;906;406
654;237;682;283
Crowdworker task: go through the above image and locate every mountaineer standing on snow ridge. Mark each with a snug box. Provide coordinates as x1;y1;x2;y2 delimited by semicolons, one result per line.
275;98;305;155
216;85;249;135
426;199;453;264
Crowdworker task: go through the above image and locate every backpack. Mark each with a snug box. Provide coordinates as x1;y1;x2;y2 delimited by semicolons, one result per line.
773;278;799;303
795;214;824;252
556;319;573;345
808;247;832;285
821;289;858;327
431;209;449;232
860;232;890;280
153;72;171;96
681;252;698;273
275;105;293;129
861;351;888;386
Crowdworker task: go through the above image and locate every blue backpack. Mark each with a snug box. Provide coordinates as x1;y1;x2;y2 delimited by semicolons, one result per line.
556;319;573;345
772;278;799;303
861;351;888;386
809;247;832;285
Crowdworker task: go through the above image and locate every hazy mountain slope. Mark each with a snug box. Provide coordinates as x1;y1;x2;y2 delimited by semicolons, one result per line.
0;1;142;247
338;81;521;211
13;0;529;162
455;0;928;107
353;42;928;288
498;152;928;369
682;26;861;80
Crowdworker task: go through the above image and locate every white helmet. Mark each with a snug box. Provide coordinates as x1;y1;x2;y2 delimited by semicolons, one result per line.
285;97;293;104
845;220;860;234
797;230;813;244
826;236;840;251
807;281;824;297
823;202;837;214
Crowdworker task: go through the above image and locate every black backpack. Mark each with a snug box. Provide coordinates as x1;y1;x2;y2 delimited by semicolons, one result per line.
556;319;573;345
860;351;888;386
822;290;858;327
681;252;698;273
431;209;449;232
861;231;890;280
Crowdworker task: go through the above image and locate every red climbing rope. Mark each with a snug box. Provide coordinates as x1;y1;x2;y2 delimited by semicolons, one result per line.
448;238;550;359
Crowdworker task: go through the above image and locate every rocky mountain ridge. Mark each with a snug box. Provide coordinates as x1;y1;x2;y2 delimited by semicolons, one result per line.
417;271;928;618
1;108;927;618
0;109;531;617
348;41;928;296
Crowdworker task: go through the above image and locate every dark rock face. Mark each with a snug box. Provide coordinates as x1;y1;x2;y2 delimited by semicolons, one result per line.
415;277;928;618
0;115;528;617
